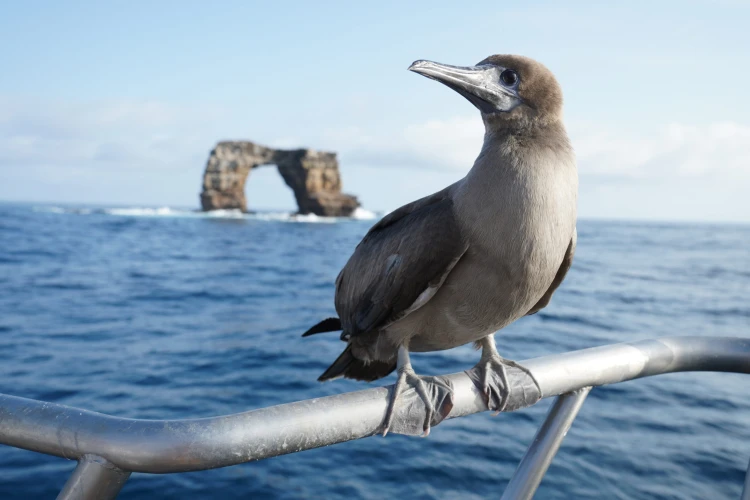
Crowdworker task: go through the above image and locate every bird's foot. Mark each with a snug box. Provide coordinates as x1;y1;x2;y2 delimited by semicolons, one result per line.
467;354;541;413
382;364;454;437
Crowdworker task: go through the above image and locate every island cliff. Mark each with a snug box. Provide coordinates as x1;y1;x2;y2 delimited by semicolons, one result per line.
200;141;360;216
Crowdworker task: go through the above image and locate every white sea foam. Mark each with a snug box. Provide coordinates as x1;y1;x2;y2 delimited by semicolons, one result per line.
246;212;336;224
350;207;377;220
104;207;176;217
34;206;66;214
34;205;381;223
203;209;246;219
34;206;93;215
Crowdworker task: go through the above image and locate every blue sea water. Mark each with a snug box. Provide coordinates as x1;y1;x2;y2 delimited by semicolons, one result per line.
0;202;749;499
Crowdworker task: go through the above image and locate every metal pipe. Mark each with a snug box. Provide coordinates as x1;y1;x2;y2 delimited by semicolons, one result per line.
525;336;750;398
0;336;748;474
57;455;130;500
501;388;591;500
742;457;750;500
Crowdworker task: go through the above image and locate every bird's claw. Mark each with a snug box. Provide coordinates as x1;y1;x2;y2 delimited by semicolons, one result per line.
468;354;541;413
382;367;453;437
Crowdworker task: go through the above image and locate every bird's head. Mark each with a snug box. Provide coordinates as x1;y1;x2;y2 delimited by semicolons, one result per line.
408;54;563;129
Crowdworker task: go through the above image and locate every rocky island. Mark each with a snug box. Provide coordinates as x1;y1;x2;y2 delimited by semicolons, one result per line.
200;141;360;217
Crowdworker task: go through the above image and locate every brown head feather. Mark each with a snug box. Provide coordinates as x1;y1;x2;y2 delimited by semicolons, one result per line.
478;54;563;128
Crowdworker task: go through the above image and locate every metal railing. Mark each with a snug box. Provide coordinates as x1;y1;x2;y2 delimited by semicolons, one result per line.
1;336;749;499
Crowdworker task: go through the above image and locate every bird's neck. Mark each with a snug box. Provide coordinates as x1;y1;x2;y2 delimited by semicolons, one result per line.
472;119;573;178
484;118;569;149
457;118;576;217
455;118;577;256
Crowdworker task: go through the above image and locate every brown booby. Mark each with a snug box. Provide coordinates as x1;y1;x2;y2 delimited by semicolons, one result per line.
303;54;578;436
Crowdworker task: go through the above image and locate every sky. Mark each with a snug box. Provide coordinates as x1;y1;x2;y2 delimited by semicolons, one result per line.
1;0;749;222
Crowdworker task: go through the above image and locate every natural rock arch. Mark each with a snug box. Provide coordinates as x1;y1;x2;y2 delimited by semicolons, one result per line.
200;141;360;216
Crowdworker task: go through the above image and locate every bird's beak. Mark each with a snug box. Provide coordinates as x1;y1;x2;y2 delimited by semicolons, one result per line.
408;60;521;114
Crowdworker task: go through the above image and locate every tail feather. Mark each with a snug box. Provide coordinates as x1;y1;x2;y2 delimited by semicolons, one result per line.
302;317;342;337
318;345;396;382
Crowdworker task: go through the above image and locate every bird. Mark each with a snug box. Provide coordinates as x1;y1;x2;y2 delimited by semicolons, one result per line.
303;54;578;437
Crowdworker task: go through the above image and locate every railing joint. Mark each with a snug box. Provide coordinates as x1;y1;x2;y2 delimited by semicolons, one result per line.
57;454;130;500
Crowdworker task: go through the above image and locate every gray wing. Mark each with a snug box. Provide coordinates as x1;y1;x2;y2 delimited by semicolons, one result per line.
335;186;468;337
526;228;577;316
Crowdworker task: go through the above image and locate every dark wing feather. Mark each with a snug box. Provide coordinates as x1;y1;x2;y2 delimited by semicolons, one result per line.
357;185;455;243
335;187;467;337
317;344;396;382
301;317;342;337
526;228;577;316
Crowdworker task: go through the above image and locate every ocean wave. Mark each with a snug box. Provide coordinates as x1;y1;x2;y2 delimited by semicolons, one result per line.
33;205;379;223
34;206;94;215
350;207;378;220
104;207;177;217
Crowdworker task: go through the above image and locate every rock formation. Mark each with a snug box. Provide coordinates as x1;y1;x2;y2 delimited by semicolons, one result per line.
200;141;360;217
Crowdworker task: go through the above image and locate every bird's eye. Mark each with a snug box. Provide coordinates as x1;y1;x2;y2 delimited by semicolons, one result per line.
500;69;518;86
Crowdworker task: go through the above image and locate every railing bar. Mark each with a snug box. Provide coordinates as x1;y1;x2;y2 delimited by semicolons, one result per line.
57;454;130;500
741;457;750;500
0;336;747;474
501;387;592;500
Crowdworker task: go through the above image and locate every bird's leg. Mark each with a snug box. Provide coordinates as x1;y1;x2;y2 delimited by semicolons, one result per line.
382;345;451;437
472;335;541;413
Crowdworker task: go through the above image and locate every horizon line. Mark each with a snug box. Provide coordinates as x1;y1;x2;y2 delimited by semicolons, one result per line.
1;199;748;227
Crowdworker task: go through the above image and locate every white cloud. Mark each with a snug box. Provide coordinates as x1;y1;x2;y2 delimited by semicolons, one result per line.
322;116;484;172
0;98;222;170
572;121;750;180
325;115;750;183
11;96;746;184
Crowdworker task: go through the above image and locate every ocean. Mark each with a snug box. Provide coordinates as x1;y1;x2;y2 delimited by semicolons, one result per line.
0;202;748;499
